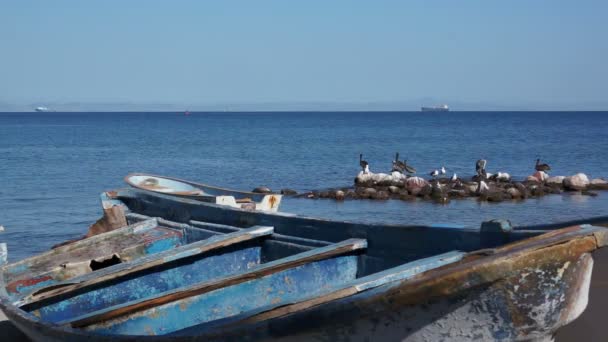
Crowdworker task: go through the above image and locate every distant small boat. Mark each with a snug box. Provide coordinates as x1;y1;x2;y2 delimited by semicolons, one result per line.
124;173;282;212
34;107;52;112
421;104;449;112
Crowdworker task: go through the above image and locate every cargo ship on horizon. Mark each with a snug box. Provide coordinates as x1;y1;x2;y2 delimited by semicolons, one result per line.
421;104;449;112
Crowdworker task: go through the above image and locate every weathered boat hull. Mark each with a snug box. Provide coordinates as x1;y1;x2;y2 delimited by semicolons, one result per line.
1;187;607;341
0;224;605;341
125;173;283;212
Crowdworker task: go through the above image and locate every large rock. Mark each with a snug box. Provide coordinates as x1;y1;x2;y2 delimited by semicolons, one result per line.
506;187;522;199
589;178;608;190
252;186;272;194
406;177;428;196
564;173;590;191
280;188;298;195
528;171;548;182
546;176;565;186
388;186;400;194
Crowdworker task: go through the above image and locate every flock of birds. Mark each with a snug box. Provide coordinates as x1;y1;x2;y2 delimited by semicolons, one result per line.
359;153;552;183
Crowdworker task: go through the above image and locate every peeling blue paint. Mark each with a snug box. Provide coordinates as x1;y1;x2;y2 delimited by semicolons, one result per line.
29;247;261;323
84;256;358;336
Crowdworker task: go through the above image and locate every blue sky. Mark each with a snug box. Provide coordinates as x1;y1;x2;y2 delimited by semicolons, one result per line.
1;0;607;109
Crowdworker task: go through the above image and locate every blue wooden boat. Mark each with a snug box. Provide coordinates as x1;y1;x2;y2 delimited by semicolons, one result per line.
0;187;607;341
125;173;282;212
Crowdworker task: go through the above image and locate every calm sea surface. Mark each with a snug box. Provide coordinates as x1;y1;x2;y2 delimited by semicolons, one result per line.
1;111;607;261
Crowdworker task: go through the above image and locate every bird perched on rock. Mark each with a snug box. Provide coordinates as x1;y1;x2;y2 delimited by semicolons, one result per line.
440;166;446;175
429;169;439;178
403;160;416;174
476;159;487;177
360;154;370;173
451;173;457;182
392;153;406;173
535;158;551;172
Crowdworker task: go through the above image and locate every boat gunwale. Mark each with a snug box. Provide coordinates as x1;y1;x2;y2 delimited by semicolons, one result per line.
124;173;281;199
17;226;275;308
1;224;606;340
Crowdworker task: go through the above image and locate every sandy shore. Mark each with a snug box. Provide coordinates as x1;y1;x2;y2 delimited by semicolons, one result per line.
0;309;29;341
1;249;607;341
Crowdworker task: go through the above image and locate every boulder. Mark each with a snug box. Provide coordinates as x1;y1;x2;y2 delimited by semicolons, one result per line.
514;183;529;199
589;178;608;190
528;171;548;183
506;187;522;199
449;189;468;198
486;191;505;202
280;188;297;195
564;173;590;191
546;176;565;186
252;186;273;194
406;177;428;195
526;176;541;183
419;184;433;197
372;190;390;200
354;172;374;186
334;190;345;201
362;187;377;198
388;186;400;194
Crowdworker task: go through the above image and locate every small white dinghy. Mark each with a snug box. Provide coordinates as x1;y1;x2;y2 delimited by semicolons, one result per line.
125;173;282;212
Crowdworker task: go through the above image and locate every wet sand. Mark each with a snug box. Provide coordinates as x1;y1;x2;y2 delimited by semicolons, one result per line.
556;247;608;341
1;249;607;341
0;309;29;341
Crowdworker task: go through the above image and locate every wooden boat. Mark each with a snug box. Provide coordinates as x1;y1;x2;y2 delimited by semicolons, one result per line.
1;188;607;341
125;173;282;212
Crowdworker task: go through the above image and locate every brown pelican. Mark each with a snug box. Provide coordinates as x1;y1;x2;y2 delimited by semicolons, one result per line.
360;154;370;173
404;160;416;174
392;153;406;173
476;159;487;177
535;158;551;172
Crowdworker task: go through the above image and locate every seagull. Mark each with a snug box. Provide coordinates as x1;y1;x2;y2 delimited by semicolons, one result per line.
440;166;446;175
360;154;370;173
429;169;439;178
476;159;487;177
451;173;457;182
535;158;551;172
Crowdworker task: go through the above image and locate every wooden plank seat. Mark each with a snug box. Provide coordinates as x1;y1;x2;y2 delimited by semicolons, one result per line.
169;250;466;338
1;218;184;301
18;226;274;307
64;238;368;335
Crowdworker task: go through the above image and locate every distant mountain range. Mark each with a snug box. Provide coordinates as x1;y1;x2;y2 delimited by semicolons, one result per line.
0;100;607;112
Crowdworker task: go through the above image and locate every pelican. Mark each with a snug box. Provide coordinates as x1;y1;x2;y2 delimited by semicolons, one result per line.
535;158;551;172
440;166;446;175
359;154;370;173
404;160;416;174
392;153;406;173
476;159;487;176
429;169;439;178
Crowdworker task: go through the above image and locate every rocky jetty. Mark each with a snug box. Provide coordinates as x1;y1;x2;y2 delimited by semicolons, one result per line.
297;171;607;204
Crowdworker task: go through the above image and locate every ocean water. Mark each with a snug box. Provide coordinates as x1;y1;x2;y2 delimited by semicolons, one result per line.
1;111;607;261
